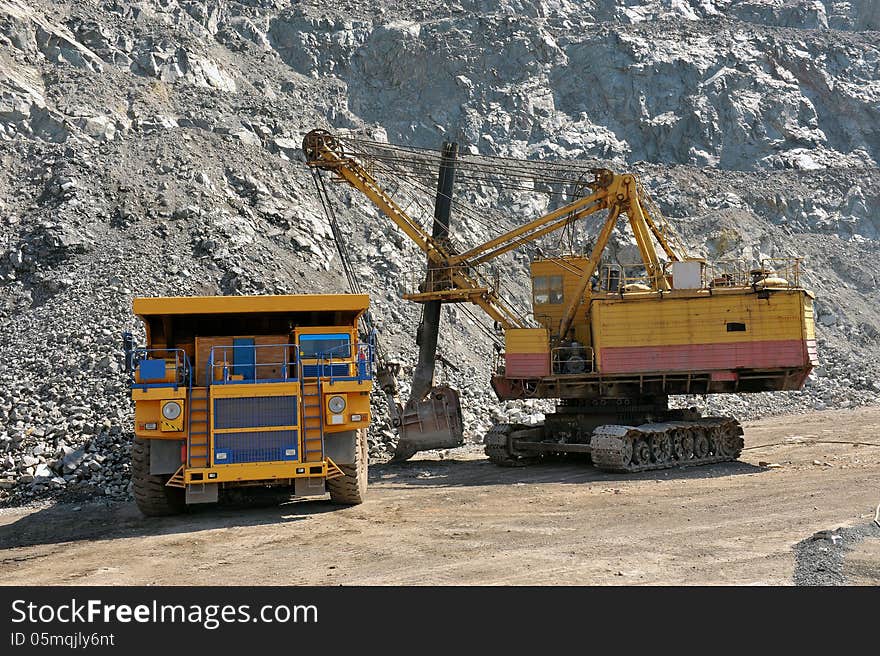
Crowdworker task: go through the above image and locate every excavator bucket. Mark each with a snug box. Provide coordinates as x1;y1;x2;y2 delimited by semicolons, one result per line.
393;385;464;460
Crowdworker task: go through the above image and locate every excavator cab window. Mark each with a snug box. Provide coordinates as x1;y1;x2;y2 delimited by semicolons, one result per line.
533;276;564;305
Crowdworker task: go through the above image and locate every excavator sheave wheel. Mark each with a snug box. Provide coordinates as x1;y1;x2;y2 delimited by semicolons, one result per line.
302;129;340;163
327;428;368;505
131;436;186;517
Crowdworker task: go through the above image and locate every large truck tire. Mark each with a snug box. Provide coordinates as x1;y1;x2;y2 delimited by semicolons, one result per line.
131;436;186;516
327;428;367;505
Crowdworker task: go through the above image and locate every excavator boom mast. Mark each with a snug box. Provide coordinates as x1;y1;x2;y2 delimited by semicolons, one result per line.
304;130;684;341
305;129;531;331
556;173;677;340
304;130;450;264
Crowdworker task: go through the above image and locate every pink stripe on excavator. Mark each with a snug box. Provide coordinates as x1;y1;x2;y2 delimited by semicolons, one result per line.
599;339;810;374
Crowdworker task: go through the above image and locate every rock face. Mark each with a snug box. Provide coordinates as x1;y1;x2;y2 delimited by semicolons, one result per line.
0;0;878;505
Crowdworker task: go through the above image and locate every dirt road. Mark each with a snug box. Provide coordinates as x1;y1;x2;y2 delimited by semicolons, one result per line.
1;407;878;585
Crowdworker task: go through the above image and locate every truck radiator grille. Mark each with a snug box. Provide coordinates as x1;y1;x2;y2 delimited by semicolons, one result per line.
302;363;349;378
212;396;299;464
213;396;297;429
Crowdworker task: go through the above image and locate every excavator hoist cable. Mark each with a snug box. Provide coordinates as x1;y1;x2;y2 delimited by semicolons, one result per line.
328;135;683;289
336;135;690;263
310;167;403;422
341;152;600;317
311;169;362;295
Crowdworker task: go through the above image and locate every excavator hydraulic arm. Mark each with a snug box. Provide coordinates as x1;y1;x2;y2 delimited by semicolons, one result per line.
396;140;464;460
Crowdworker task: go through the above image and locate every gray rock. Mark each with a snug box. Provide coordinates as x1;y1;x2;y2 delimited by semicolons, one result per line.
62;448;87;472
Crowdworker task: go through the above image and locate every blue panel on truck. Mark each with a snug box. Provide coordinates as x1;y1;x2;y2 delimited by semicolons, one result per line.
138;359;166;381
214;430;298;464
232;338;256;380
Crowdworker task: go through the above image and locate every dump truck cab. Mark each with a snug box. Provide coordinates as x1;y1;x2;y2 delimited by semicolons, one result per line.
125;294;372;516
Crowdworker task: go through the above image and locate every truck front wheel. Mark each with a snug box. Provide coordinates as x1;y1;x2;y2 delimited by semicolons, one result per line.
327;428;368;505
131;436;186;516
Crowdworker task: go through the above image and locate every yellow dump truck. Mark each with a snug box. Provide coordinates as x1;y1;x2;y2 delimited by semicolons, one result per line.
124;294;373;516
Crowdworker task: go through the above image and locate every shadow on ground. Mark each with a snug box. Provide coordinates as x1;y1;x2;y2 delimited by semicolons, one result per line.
0;457;766;552
371;455;766;488
0;493;340;551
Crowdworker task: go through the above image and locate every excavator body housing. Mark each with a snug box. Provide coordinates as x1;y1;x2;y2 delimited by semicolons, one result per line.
495;256;817;401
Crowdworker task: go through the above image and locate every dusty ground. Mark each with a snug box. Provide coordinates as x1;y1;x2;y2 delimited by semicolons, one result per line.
1;407;878;586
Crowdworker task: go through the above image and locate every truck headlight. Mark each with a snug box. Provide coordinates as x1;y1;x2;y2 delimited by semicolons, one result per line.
328;395;346;413
162;401;182;420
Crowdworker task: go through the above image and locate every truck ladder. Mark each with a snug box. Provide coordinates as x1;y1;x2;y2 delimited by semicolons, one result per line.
188;387;210;468
300;375;325;463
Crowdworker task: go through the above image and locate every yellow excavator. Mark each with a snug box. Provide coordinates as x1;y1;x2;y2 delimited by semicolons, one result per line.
303;129;817;472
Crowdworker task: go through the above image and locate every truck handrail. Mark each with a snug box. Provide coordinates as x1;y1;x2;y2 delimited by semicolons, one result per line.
208;343;299;385
206;341;376;386
302;341;375;385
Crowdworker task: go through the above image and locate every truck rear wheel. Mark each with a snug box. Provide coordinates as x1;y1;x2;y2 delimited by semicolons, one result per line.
131;436;185;516
327;428;367;505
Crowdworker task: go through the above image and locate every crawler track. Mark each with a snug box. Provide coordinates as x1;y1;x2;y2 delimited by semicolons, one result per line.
590;418;744;473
